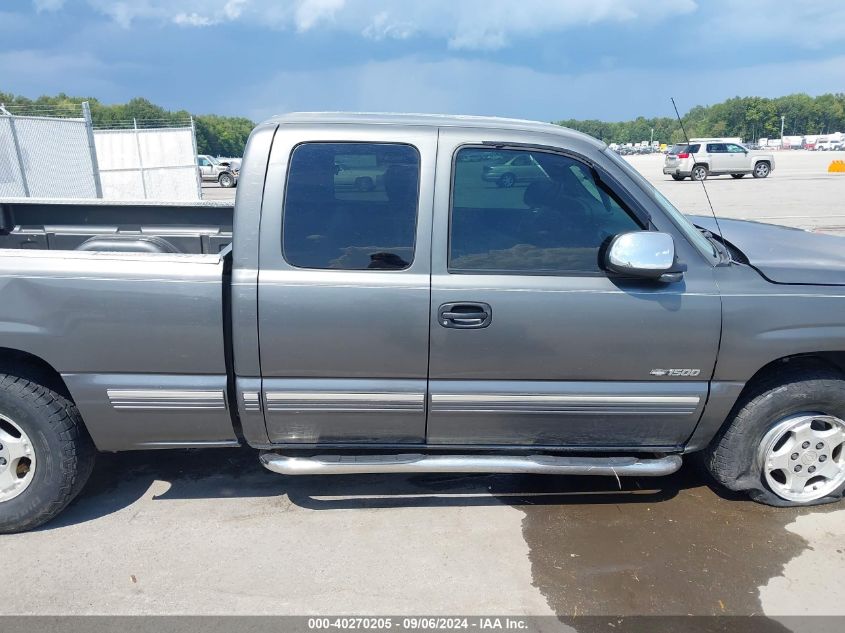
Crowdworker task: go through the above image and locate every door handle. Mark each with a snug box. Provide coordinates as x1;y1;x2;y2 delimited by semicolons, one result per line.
438;302;492;329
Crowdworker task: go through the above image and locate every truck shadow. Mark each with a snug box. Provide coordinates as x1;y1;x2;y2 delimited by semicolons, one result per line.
43;447;740;530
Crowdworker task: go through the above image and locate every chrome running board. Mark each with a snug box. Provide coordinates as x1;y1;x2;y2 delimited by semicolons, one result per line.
259;452;682;477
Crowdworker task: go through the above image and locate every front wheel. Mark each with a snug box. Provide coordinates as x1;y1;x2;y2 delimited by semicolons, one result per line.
218;172;235;188
690;165;708;181
0;375;95;533
731;174;745;179
704;367;845;507
753;162;771;178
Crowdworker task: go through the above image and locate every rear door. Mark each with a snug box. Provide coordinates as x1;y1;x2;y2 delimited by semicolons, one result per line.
427;128;721;448
706;143;728;172
257;125;436;444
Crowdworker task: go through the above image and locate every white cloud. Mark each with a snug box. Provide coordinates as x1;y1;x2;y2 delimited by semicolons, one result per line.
294;0;345;32
32;0;65;12
74;0;697;46
173;12;215;27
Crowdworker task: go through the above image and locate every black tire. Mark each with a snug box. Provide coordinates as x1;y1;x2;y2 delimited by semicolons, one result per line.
731;174;745;179
497;173;516;188
704;366;845;507
690;164;708;181
752;161;771;178
0;375;95;533
218;172;235;188
355;177;374;192
671;174;685;181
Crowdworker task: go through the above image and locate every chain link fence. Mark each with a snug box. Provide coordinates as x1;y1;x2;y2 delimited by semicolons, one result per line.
0;102;201;201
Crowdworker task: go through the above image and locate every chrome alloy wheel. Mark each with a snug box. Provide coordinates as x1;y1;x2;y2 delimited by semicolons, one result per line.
754;162;770;177
0;414;36;503
758;413;845;503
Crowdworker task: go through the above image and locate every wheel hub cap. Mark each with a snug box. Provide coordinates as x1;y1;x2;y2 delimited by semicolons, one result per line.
759;413;845;503
0;414;36;503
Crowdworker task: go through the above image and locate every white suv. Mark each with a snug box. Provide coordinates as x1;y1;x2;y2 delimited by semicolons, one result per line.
663;142;775;181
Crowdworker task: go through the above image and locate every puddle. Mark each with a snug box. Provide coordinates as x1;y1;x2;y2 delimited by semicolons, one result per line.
510;465;839;617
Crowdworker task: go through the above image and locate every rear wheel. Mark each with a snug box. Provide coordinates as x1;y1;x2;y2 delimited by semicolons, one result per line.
0;375;95;533
690;164;708;181
671;174;685;181
704;367;845;507
731;173;745;179
497;173;516;188
753;161;771;178
355;177;374;192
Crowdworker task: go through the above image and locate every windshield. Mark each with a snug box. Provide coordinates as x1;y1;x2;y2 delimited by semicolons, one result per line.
603;148;719;261
207;156;220;165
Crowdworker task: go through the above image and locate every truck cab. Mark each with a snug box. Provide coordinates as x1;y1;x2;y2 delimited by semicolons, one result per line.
2;113;845;532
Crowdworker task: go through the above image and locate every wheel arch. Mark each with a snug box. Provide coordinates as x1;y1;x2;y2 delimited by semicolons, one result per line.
0;347;73;402
686;351;845;452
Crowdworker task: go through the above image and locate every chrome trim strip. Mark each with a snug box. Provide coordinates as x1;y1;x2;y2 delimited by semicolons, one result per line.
430;393;700;414
107;389;226;411
431;394;700;405
260;452;683;477
264;391;425;413
242;391;261;412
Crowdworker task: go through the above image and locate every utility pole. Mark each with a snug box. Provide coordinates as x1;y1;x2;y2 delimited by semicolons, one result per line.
650;128;654;146
780;115;785;142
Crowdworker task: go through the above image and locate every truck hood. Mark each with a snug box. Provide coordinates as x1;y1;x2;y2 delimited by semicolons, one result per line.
690;215;845;286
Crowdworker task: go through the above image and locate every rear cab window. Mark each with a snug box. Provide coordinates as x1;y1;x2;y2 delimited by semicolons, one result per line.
282;142;420;270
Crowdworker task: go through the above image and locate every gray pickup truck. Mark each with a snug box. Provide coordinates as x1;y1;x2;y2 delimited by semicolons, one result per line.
2;113;845;533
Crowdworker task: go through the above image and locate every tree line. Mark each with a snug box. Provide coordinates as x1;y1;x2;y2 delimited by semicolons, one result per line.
0;92;254;157
4;91;845;152
555;93;845;145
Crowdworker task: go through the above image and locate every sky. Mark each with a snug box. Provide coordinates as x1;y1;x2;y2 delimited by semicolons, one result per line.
2;0;845;123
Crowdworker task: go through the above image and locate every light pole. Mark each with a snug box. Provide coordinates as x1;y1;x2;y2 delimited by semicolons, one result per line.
650;128;654;146
780;115;785;142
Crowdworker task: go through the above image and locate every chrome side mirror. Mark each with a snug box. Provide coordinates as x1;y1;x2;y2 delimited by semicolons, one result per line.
605;232;685;282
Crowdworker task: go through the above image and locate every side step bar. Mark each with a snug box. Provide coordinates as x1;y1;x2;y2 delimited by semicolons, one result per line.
259;452;682;477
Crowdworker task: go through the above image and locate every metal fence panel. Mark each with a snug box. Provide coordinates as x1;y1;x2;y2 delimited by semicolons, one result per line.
94;127;200;201
0;118;26;197
0;115;97;198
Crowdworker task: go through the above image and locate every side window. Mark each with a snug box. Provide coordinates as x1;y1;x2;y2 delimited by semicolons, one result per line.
727;144;745;153
283;142;420;270
707;143;726;153
688;144;701;154
450;147;642;274
198;157;209;166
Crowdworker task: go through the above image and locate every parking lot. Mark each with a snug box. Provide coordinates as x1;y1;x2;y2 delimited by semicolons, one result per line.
2;149;845;618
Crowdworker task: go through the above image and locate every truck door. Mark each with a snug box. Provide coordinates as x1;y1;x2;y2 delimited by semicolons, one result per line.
426;129;721;448
257;126;436;444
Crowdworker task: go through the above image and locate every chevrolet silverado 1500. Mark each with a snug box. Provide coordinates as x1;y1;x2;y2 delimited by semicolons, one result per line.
1;113;845;533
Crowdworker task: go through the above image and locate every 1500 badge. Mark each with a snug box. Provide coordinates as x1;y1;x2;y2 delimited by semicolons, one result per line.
650;368;701;377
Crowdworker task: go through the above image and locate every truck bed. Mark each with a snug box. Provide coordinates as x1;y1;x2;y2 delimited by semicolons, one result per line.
0;198;234;254
0;235;237;450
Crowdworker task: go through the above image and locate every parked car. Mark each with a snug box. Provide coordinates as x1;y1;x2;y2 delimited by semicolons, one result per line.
2;112;845;533
481;152;549;187
197;154;238;188
664;142;775;181
333;162;387;192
